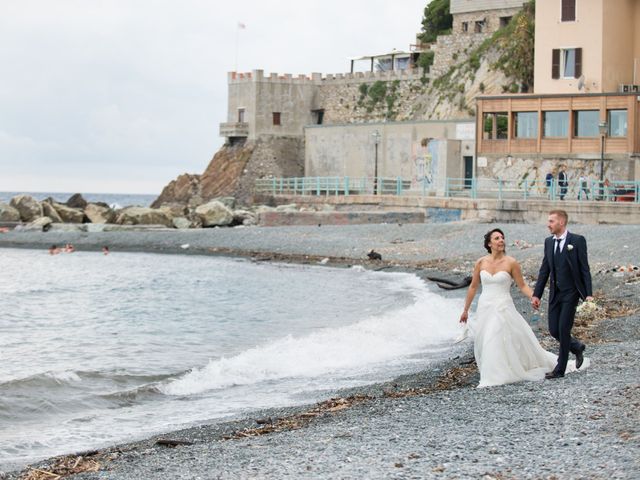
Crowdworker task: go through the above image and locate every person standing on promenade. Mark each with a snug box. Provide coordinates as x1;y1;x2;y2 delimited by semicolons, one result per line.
531;209;592;379
558;165;568;200
545;167;556;199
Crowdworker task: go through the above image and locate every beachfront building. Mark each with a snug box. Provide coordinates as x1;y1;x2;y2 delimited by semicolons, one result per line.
475;0;640;192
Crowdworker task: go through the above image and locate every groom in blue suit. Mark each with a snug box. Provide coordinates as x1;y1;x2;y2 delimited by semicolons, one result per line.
531;209;593;379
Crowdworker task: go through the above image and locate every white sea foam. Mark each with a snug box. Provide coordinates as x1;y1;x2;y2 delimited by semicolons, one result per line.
45;370;82;383
161;281;464;396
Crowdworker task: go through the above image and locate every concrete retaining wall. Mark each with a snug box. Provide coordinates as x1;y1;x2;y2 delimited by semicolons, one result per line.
256;194;640;225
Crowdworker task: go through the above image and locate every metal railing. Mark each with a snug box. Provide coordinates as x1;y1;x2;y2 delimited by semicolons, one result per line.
254;177;411;197
255;176;640;203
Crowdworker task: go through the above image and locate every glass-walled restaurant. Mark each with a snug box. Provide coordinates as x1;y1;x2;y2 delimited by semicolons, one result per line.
476;93;639;156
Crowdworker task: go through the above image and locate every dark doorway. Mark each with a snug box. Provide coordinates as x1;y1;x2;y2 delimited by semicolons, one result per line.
464;156;474;189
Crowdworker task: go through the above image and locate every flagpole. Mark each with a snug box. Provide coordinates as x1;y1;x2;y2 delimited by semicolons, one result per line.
235;25;239;72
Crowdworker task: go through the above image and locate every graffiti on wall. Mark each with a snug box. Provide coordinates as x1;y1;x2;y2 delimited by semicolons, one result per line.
412;138;438;190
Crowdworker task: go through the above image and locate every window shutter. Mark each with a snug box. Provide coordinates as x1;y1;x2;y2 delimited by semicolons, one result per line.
562;0;576;22
552;49;560;79
574;48;582;78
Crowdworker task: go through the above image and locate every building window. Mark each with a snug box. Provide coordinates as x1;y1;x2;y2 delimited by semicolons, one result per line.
474;20;485;33
461;22;468;33
272;112;281;126
561;0;576;22
514;112;538;138
483;112;508;139
237;108;245;123
543;111;569;137
499;16;512;28
552;48;582;79
312;109;324;125
608;110;628;137
574;110;599;137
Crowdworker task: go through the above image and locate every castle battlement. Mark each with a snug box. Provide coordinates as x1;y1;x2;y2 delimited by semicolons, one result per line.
228;69;426;86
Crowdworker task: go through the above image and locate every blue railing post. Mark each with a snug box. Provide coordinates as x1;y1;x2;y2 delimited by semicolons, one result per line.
344;177;350;196
316;177;321;196
472;178;477;199
523;180;528;200
444;177;450;197
271;178;276;195
498;178;503;200
396;176;402;195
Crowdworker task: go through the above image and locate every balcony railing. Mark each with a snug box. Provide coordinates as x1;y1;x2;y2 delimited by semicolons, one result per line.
219;122;249;137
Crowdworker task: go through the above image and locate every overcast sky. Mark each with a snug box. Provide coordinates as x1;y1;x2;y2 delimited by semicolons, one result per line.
0;0;427;194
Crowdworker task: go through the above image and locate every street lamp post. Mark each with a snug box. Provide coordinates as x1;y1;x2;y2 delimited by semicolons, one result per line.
372;130;381;194
598;121;608;199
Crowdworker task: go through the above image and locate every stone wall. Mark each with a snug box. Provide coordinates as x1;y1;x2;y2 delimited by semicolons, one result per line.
476;154;637;198
235;136;305;203
318;77;429;124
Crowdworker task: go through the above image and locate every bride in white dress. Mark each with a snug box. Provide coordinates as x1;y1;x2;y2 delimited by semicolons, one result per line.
459;228;583;388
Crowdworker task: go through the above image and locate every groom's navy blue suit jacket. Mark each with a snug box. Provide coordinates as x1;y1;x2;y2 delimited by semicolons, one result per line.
533;232;592;304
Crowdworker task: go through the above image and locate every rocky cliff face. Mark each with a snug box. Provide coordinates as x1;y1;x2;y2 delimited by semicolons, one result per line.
153;137;304;208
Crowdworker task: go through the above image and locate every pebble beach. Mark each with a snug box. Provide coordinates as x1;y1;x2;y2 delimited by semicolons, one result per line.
1;221;639;479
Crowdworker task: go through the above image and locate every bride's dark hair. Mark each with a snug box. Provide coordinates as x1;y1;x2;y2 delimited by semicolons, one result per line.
484;228;505;254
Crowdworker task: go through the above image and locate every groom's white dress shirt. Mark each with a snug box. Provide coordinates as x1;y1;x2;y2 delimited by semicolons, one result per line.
553;231;568;253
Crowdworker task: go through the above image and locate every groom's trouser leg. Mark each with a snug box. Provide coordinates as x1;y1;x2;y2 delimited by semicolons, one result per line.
549;297;581;374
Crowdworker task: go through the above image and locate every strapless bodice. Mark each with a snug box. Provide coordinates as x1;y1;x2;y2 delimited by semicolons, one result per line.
479;270;513;300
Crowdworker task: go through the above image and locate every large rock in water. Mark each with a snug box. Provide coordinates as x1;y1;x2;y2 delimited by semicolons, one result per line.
41;202;64;223
66;193;88;209
53;203;84;223
0;203;21;222
10;195;43;222
84;203;115;224
194;201;234;227
115;207;172;227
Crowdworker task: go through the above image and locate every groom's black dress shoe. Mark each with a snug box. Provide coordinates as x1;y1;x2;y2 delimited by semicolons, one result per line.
575;345;586;369
545;371;564;380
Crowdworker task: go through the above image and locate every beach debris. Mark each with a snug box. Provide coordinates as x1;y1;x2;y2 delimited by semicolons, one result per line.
155;438;194;447
383;360;477;399
318;257;329;265
426;275;472;291
21;454;101;480
180;243;190;249
367;249;382;261
224;394;372;440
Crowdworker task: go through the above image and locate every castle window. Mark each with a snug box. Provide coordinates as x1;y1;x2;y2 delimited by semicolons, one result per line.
237;108;245;123
499;16;512;28
312;109;324;125
474;20;485;33
272;112;281;126
561;0;576;22
461;22;468;33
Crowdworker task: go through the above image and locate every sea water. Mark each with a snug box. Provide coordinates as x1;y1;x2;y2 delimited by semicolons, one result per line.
0;248;464;470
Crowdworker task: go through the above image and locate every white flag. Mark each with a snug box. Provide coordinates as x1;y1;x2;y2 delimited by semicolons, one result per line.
238;22;246;29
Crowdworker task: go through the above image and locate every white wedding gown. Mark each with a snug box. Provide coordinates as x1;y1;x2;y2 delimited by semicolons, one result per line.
471;270;587;388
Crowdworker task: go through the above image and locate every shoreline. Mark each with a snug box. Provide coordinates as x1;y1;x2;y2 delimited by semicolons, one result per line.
3;223;639;479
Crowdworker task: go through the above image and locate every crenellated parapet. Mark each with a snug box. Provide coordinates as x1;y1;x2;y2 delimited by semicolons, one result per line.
228;69;426;86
